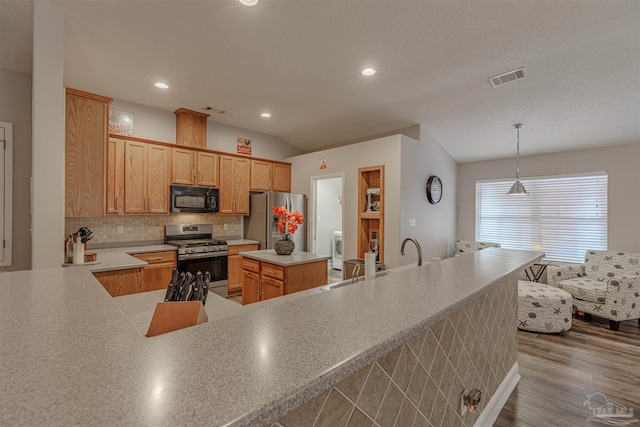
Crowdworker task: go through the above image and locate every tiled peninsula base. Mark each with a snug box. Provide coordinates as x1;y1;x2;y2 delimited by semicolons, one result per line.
274;279;518;427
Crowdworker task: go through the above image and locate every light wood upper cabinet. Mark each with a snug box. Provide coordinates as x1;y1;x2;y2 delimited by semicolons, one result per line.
171;147;195;185
124;140;169;214
219;155;250;214
272;163;291;193
250;160;291;192
106;137;125;214
147;145;170;213
174;108;209;148
196;152;218;187
251;159;272;191
65;88;112;217
172;148;219;188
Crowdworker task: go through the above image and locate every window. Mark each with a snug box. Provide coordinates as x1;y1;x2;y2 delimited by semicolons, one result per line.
0;121;12;267
475;172;607;263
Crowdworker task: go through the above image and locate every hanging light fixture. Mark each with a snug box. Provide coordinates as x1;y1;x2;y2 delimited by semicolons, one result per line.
507;123;528;196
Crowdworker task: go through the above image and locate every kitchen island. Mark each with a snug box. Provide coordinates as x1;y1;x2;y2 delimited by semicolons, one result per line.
0;248;541;426
240;249;330;304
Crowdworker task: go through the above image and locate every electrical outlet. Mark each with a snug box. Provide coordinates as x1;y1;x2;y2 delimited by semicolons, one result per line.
116;225;124;234
223;223;228;230
409;218;416;227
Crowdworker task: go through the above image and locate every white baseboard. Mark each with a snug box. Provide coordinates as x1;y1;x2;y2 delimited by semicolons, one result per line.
474;362;521;427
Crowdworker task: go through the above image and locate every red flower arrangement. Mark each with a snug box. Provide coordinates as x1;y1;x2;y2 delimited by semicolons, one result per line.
272;206;304;240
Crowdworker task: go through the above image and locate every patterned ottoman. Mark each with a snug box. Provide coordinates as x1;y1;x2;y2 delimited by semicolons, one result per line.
518;281;572;333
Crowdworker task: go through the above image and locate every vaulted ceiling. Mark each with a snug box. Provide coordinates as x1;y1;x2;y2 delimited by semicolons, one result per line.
1;0;638;162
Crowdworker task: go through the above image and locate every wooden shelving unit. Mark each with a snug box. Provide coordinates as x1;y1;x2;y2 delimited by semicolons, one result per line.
357;165;384;262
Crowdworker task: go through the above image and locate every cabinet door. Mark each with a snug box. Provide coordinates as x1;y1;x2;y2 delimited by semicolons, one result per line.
197;152;219;187
272;163;291;193
251;160;272;191
124;141;147;213
234;157;251;214
218;155;236;214
241;270;260;305
172;147;195;185
133;251;176;292
261;276;284;301
106;137;125;214
93;268;145;297
65;92;108;217
147;144;169;213
228;245;259;295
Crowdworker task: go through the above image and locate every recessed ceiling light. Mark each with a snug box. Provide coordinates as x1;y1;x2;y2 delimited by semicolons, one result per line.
261;113;271;118
154;82;169;89
361;68;376;76
238;0;258;6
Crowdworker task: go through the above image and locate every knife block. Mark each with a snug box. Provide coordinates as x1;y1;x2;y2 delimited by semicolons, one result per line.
146;301;208;337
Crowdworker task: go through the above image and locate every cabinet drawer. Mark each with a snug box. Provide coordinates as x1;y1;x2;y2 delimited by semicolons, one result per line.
242;257;260;274
133;251;176;265
261;262;284;280
229;244;259;256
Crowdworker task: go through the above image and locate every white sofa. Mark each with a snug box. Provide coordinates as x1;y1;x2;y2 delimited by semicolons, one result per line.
547;250;640;331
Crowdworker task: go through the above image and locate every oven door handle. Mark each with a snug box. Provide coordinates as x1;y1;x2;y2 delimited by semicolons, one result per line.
178;251;229;260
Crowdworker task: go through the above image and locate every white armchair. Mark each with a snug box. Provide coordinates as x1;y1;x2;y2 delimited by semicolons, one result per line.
455;240;501;255
547;250;640;331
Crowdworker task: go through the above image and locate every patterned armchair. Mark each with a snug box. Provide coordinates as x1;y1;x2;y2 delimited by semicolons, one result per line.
547;250;640;331
455;240;501;255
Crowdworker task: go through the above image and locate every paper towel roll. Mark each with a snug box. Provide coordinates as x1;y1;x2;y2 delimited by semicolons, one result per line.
365;252;376;281
73;239;85;264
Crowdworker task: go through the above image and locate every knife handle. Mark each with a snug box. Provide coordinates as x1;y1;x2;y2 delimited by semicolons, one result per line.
164;268;179;302
202;271;211;305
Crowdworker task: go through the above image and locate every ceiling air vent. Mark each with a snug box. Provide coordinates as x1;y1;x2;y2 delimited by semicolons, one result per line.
488;68;525;88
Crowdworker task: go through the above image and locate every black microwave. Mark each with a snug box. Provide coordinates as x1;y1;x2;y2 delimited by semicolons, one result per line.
170;185;218;213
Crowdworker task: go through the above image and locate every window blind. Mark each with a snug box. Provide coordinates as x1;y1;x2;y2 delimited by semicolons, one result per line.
475;172;607;263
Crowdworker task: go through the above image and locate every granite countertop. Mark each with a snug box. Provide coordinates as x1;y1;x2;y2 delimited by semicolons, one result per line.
70;244;178;273
240;249;331;266
0;247;542;426
226;239;260;246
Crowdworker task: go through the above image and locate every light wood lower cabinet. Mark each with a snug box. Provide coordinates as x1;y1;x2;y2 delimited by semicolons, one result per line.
93;268;145;297
132;251;176;292
228;244;259;297
241;258;327;305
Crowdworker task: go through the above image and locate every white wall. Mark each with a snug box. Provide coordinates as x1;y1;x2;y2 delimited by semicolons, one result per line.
315;177;342;256
110;99;301;160
31;1;64;268
0;68;32;271
288;135;403;268
457;143;640;253
399;127;458;263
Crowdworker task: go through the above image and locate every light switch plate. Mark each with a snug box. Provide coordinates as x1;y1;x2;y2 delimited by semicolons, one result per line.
409;219;416;227
116;225;124;234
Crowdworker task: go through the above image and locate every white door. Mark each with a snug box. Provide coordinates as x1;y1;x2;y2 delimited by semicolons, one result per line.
310;174;344;258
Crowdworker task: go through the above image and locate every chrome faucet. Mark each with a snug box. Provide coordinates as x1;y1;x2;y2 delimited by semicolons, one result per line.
401;238;423;266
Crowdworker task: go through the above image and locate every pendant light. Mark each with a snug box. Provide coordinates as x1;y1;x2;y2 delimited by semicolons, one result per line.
507;123;528;196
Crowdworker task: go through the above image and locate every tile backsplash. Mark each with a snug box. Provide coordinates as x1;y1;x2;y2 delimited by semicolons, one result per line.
65;214;242;246
275;279;518;427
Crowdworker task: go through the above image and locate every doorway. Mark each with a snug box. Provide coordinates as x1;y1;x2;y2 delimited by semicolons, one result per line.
310;174;344;279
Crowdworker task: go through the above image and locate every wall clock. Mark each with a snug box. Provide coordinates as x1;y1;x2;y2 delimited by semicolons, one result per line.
426;175;443;204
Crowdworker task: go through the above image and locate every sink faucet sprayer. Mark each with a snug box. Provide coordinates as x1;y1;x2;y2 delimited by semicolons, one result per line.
351;263;361;283
400;238;423;266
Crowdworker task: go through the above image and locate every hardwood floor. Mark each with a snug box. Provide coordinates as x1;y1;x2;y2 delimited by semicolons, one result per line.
495;316;640;426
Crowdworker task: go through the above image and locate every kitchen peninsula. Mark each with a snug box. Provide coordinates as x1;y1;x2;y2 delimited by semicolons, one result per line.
240;249;330;304
0;248;541;426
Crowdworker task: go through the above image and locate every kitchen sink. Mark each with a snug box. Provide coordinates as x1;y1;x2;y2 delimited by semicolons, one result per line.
320;269;395;291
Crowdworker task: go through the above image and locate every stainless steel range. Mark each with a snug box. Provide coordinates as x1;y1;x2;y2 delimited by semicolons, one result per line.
165;224;229;298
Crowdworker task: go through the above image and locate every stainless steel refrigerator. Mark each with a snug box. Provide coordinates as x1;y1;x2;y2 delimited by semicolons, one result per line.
244;192;307;252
